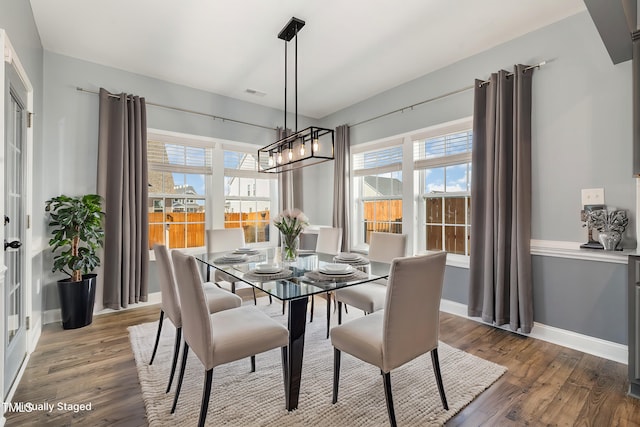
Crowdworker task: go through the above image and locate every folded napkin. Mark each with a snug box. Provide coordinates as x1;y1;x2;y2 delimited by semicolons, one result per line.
213;255;249;264
304;269;369;282
243;269;293;281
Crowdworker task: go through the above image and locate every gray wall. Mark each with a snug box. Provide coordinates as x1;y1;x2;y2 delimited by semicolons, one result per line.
318;11;632;344
0;0;45;332
40;51;319;311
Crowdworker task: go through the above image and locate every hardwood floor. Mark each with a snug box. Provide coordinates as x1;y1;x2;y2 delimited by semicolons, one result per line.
5;300;640;426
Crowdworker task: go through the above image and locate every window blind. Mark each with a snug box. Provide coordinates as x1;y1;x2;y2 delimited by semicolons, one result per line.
353;145;403;177
148;140;213;175
413;130;472;170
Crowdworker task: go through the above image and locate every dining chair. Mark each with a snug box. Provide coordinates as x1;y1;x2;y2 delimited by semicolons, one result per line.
206;228;264;304
333;232;407;324
170;250;289;427
308;227;342;338
330;252;448;427
149;244;242;395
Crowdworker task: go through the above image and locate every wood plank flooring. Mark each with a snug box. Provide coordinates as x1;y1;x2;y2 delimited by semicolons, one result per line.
5;300;640;426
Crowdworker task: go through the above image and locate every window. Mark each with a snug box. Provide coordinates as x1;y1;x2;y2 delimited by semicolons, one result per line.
147;139;211;249
414;130;472;255
224;150;273;244
353;143;403;245
349;118;473;260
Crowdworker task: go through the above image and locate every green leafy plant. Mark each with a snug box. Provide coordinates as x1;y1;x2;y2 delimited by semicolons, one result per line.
45;194;105;282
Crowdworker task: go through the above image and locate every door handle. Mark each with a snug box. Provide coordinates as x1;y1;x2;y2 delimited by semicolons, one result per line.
4;240;21;250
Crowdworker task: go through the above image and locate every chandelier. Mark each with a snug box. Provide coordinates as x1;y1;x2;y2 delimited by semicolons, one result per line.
258;17;334;173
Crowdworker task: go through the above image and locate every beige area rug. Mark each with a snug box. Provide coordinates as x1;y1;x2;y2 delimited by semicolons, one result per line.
128;300;506;426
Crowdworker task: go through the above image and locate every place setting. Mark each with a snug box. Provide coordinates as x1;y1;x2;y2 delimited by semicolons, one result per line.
243;263;293;281
305;262;368;282
333;251;370;267
232;246;260;255
213;252;250;264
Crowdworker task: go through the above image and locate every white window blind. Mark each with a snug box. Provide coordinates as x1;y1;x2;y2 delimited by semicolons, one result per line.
353;145;403;177
224;150;261;178
148;140;213;175
413;131;472;170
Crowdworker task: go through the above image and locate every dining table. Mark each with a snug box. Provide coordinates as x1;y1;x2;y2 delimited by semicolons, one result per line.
195;248;391;411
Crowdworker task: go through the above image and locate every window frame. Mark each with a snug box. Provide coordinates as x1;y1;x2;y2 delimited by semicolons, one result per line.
223;146;278;247
350;117;473;266
147;129;279;254
351;139;404;251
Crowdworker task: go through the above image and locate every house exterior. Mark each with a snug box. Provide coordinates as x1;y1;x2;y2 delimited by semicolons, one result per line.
0;0;636;421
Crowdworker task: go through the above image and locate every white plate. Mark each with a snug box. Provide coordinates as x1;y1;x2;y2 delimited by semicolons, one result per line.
254;263;282;274
235;247;254;253
320;263;353;275
220;254;248;261
337;252;360;260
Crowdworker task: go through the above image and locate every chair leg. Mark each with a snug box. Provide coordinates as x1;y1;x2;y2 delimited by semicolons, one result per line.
252;287;257;305
282;301;286;315
171;342;189;414
326;292;331;339
149;310;164;365
269;295;273;304
332;348;341;404
381;371;397;427
198;369;213;427
431;348;449;410
281;346;288;401
166;327;182;393
338;301;343;325
251;355;256;373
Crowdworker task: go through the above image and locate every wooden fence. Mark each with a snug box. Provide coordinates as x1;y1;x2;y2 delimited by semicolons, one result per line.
148;211;270;249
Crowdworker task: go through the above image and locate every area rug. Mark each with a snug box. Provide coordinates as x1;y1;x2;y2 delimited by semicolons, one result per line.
128;300;506;426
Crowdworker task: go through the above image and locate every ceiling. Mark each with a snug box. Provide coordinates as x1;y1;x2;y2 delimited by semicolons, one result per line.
29;0;586;119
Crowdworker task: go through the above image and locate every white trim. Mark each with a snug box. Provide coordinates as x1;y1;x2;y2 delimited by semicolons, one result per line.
147;128;261;151
43;292;162;325
530;239;631;264
440;299;628;364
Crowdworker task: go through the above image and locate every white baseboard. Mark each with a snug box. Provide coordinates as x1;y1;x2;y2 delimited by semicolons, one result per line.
43;292;162;325
440;299;628;365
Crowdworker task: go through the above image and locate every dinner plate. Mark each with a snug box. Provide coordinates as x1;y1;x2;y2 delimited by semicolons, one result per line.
319;263;353;275
254;263;282;274
337;252;360;260
235;247;254;253
220;253;248;262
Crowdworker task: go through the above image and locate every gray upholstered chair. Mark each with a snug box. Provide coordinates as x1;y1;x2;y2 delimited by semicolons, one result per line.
206;228;263;304
330;252;448;427
334;232;407;323
149;244;242;394
170;250;289;427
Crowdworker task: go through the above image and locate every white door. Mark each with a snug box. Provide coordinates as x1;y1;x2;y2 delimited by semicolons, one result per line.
3;61;27;397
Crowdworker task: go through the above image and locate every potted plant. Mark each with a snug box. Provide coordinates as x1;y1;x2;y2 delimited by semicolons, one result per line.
45;194;105;329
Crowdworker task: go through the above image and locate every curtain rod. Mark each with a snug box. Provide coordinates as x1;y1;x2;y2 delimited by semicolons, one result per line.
75;87;276;131
350;60;547;128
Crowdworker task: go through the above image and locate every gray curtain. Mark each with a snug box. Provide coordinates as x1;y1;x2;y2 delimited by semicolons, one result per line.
332;125;351;251
468;65;533;333
97;88;149;309
277;127;304;212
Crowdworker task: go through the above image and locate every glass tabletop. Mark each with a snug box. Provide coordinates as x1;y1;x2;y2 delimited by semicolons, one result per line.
196;248;391;302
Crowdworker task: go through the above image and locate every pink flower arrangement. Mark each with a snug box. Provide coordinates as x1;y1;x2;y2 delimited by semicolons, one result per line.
273;209;309;237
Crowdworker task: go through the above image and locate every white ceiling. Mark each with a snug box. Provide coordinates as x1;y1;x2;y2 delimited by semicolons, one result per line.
29;0;585;119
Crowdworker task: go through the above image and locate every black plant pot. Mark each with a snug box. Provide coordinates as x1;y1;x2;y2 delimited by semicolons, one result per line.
57;274;97;329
